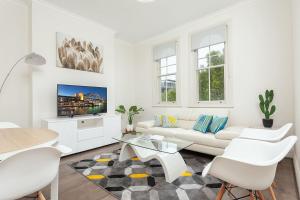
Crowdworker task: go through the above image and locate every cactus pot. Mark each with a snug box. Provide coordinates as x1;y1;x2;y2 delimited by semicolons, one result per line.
262;119;273;128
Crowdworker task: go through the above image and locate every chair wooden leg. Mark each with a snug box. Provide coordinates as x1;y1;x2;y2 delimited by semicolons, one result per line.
272;181;277;188
216;183;226;200
38;191;46;200
257;191;265;200
268;186;277;200
249;191;255;200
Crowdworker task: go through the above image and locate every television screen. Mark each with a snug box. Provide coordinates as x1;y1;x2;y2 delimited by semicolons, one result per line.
57;84;107;117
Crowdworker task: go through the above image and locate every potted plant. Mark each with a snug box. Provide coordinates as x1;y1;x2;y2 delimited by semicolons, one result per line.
115;105;144;132
259;90;276;128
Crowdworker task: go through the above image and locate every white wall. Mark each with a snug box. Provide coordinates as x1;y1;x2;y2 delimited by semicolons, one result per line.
292;0;300;194
0;0;31;127
0;0;296;136
115;39;136;130
134;0;294;129
31;0;116;127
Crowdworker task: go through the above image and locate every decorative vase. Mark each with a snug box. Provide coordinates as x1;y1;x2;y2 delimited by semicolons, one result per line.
262;119;273;128
127;124;134;132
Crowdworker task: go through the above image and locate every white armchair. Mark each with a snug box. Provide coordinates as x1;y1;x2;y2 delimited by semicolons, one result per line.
239;123;293;142
0;145;71;200
202;136;297;200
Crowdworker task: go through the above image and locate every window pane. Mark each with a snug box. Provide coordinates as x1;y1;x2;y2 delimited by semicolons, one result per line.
160;67;167;75
198;58;208;69
167;65;176;74
166;75;176;102
167;56;176;65
210;55;224;66
210;66;224;101
198;47;209;59
160;58;167;67
160;77;166;102
210;43;225;66
198;69;209;101
210;43;224;56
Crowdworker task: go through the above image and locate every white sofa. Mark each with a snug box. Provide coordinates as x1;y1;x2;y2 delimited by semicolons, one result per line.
136;108;245;156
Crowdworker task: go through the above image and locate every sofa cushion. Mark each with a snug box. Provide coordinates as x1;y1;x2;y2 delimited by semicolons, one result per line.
176;130;230;148
144;127;185;138
193;115;213;133
215;126;245;140
137;121;155;129
176;120;195;129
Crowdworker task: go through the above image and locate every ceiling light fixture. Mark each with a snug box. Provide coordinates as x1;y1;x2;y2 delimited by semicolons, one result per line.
137;0;156;3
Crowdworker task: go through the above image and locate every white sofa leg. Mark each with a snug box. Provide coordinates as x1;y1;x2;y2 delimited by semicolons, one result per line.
50;173;58;200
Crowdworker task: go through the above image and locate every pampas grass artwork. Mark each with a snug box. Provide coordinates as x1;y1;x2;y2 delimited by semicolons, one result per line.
56;32;104;73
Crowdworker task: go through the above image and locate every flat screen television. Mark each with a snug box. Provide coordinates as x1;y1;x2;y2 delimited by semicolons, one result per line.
57;84;107;117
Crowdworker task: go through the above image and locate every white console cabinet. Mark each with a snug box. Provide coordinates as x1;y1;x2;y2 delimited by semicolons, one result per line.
42;114;122;155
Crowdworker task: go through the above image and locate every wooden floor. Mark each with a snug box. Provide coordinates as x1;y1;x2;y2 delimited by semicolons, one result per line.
36;144;299;200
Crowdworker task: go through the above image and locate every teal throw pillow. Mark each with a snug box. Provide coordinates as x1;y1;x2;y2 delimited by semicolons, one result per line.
193;115;213;133
209;116;228;133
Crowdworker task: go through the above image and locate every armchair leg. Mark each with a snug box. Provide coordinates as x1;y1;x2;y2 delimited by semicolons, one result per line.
272;181;277;188
216;183;226;200
38;191;46;200
249;191;255;200
257;191;265;200
268;186;277;200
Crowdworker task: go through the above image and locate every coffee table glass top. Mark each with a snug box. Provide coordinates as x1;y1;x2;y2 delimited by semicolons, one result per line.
113;133;193;154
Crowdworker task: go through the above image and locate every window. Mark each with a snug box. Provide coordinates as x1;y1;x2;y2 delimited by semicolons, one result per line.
191;25;227;103
153;41;177;104
197;42;225;101
158;56;177;102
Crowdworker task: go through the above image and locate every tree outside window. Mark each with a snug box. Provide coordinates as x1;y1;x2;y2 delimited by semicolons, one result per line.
197;42;225;102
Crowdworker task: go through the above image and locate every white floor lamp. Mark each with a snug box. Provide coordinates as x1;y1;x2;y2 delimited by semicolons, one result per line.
0;52;46;94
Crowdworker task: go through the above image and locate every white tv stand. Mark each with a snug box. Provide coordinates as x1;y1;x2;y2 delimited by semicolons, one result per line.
42;114;122;155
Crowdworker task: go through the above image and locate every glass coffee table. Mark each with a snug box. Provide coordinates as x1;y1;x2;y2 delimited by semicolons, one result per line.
113;133;193;183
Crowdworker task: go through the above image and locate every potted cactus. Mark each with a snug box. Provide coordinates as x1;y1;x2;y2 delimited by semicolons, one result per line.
259;90;276;128
115;105;144;132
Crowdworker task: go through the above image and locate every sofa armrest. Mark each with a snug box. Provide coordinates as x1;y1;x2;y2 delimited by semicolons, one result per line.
215;126;245;140
137;120;155;129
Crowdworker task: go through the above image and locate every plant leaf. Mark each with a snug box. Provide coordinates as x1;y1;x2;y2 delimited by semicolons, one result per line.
269;105;276;116
259;94;264;103
129;106;137;112
115;105;126;113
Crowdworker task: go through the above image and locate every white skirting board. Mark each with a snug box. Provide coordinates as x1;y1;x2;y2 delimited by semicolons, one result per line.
293;154;300;198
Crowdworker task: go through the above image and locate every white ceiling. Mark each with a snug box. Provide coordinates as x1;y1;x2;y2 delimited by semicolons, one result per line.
44;0;243;43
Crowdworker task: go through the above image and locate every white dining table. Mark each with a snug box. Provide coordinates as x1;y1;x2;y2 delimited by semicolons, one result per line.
0;127;59;160
0;122;60;200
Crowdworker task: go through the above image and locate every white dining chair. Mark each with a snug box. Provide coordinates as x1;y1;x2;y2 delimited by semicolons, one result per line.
0;145;71;200
202;136;297;200
239;123;293;142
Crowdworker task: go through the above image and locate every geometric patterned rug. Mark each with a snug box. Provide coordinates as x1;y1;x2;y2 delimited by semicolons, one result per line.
71;149;222;200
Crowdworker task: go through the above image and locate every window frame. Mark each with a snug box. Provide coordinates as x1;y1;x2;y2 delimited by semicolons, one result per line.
152;42;180;107
188;24;232;108
157;55;177;103
196;41;226;103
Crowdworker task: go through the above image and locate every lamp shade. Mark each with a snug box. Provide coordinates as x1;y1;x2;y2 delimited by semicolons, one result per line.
24;53;46;65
